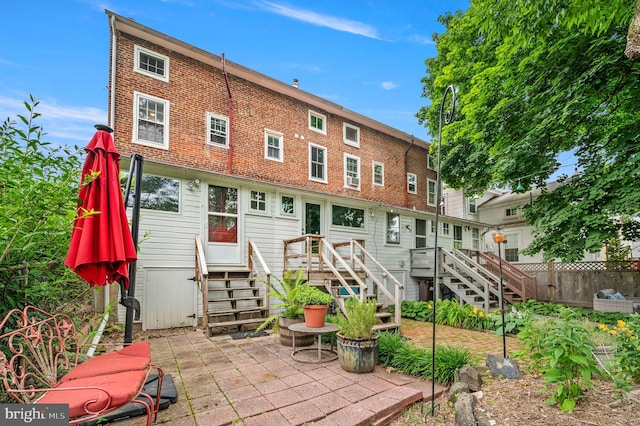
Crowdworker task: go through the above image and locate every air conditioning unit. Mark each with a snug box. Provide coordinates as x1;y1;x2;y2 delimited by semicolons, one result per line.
347;176;360;186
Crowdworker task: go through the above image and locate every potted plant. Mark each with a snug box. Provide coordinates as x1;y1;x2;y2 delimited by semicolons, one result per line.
335;297;380;373
295;284;334;328
256;270;313;346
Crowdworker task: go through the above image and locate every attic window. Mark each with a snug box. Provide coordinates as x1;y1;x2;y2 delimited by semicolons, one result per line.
505;207;518;217
309;110;326;135
134;45;169;82
343;123;360;147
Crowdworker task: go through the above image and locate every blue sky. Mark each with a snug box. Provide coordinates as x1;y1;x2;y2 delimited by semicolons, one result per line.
0;0;470;148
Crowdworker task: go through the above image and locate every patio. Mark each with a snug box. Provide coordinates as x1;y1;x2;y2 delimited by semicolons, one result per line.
126;328;446;426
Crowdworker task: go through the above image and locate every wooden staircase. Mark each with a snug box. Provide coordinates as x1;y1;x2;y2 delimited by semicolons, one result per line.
205;269;268;336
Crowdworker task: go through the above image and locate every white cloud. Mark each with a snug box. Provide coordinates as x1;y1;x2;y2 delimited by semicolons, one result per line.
255;1;380;39
408;34;435;45
0;95;107;144
381;81;398;90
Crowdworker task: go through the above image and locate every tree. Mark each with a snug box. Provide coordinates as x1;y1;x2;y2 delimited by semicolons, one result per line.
0;96;87;311
418;0;640;261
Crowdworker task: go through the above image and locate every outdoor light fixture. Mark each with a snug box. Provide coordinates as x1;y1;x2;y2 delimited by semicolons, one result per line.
430;84;456;417
493;228;507;358
187;178;201;189
516;180;524;191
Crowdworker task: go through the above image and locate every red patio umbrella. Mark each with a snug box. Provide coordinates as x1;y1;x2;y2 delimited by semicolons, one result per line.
65;125;137;288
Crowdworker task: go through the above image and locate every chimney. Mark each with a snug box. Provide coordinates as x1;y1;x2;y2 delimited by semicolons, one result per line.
293;78;299;88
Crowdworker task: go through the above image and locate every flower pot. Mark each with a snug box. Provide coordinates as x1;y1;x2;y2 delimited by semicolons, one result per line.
278;317;314;347
337;333;379;374
303;305;328;328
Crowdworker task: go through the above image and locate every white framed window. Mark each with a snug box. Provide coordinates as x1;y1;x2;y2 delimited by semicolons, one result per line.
133;92;169;149
430;220;436;233
442;222;450;236
264;129;283;162
505;207;519;217
468;197;477;214
332;205;365;229
309;110;326;135
122;173;179;213
372;161;384;186
280;195;295;216
309;143;327;183
134;45;169;82
343;122;360;147
472;228;480;250
250;190;267;212
407;173;417;194
386;213;400;245
415;219;427;248
344;154;361;189
427;179;437;206
427;155;436;170
206;112;229;147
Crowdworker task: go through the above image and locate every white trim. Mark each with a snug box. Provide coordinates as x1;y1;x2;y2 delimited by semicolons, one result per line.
308;110;327;135
407;172;417;194
206;112;229;148
248;189;269;215
372;161;384;187
343;153;361;190
308;143;328;183
134;45;169;82
133;91;169;150
264;128;283;162
343;122;360;147
427;178;437;206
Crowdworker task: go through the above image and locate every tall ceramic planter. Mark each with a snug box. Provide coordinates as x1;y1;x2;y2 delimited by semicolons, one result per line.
303;305;328;328
337;333;379;373
279;317;314;347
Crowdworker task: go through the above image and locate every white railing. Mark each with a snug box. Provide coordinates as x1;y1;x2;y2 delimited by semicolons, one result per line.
248;239;271;313
194;235;209;323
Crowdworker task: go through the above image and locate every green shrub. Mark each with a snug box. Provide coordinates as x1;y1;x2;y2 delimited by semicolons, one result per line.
398;300;434;322
336;297;379;339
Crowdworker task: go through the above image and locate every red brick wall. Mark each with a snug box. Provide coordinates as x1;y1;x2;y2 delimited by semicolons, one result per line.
112;32;436;212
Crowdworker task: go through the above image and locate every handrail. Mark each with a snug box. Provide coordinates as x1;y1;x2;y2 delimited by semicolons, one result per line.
472;251;531;301
248;239;271;314
351;240;403;326
442;248;496;311
320;237;368;302
195;235;209;324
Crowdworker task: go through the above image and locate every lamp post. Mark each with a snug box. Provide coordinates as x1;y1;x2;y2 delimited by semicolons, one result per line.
493;229;507;358
430;85;456;417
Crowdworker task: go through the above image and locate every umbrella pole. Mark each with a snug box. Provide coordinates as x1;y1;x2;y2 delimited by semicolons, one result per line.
122;154;144;345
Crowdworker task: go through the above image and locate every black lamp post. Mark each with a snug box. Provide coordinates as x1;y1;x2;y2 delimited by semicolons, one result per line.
493;229;507;358
429;85;456;416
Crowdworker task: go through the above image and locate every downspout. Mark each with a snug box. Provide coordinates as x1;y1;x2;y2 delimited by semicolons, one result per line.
403;136;415;208
108;14;117;130
221;53;233;174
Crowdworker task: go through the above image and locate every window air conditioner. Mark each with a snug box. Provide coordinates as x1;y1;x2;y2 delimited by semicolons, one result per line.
347;176;360;186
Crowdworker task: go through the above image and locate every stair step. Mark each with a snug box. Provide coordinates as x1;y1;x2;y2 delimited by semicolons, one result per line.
209;296;263;303
207;286;258;291
208;307;268;316
373;323;400;332
207;318;266;336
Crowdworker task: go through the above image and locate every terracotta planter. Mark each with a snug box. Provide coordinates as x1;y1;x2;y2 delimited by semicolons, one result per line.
337;333;379;374
278;317;314;347
303;305;328;328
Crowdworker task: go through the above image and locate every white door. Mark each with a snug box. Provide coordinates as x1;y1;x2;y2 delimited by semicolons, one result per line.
206;184;242;264
144;268;197;329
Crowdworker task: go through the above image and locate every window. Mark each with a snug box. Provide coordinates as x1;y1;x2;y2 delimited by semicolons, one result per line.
453;225;463;249
309;110;326;134
472;228;480;250
504;233;519;262
386;213;400;244
134;45;169;82
427;155;436;170
427;179;437;206
206;112;229;147
372;161;384;186
430;220;436;233
343;122;360;147
309;143;327;183
415;219;427;248
468;197;477;214
344;154;360;189
264;129;283;161
332;205;365;229
442;222;450;236
208;185;238;243
505;207;519;217
407;173;417;194
250;190;267;212
134;92;169;149
123;174;179;212
281;195;295;216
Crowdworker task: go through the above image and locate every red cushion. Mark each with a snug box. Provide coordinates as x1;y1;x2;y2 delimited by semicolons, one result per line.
39;370;147;419
61;342;151;382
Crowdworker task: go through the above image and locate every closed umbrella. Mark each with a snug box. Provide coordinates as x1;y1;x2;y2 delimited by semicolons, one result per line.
65;125;137;288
